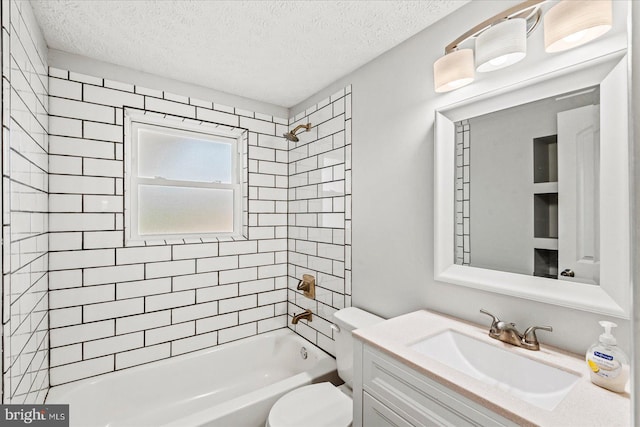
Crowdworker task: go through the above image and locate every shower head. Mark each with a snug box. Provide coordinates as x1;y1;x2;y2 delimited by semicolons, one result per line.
283;123;312;142
283;132;298;142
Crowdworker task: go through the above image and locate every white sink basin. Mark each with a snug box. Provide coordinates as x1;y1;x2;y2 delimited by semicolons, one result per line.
410;330;580;411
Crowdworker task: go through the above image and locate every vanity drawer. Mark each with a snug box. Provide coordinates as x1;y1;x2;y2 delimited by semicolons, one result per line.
363;392;414;427
362;347;516;427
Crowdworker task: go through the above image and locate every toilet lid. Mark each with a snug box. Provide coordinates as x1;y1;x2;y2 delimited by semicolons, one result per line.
268;382;352;427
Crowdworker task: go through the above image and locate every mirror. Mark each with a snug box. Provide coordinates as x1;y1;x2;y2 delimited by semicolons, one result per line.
454;86;601;286
434;51;630;318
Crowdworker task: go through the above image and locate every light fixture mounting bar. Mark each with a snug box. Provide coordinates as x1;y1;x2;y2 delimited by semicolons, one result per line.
444;0;545;54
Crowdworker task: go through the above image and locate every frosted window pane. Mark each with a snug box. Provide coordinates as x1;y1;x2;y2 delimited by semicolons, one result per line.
138;128;233;183
138;185;234;235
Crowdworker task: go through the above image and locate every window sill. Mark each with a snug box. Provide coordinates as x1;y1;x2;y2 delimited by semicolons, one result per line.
125;232;248;247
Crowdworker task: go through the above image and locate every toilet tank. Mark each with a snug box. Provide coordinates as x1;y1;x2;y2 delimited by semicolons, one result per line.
332;307;384;387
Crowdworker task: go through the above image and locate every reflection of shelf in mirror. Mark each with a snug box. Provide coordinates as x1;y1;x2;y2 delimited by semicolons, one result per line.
533;238;558;250
533;135;558;183
534;193;558;238
534;248;558;279
533;182;558;194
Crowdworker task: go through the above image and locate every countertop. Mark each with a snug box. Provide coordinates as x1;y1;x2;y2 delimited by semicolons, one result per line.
353;310;630;427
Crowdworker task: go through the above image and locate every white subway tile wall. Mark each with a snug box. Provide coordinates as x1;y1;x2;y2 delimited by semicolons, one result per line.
1;0;354;391
287;86;352;356
454;120;471;265
47;68;291;386
2;1;50;403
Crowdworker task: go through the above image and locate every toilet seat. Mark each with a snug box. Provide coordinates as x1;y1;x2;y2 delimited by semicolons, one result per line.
266;382;352;427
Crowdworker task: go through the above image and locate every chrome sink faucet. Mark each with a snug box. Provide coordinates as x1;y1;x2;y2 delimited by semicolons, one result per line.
480;309;552;351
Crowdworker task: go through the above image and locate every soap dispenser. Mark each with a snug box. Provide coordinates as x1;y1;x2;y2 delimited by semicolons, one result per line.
585;321;629;393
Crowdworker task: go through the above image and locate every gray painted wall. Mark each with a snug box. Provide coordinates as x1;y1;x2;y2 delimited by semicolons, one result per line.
469;102;552;276
631;1;639;423
291;0;632;362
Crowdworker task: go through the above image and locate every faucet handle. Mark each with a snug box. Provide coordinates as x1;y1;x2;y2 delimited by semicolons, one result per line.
522;325;553;350
480;309;503;336
480;309;500;326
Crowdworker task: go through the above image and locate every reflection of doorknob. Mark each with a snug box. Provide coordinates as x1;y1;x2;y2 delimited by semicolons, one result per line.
560;269;575;277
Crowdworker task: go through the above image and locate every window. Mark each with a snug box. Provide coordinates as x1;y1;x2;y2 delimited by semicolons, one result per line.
125;111;246;242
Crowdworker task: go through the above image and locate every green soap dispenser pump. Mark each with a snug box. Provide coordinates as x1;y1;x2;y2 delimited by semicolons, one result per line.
585;321;629;393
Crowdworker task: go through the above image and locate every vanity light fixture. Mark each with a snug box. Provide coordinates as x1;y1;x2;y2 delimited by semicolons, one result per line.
433;0;542;92
434;49;475;93
475;18;527;73
433;0;613;93
544;0;613;53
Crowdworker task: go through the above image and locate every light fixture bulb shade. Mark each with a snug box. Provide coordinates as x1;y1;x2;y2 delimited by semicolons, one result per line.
433;49;475;93
544;0;612;53
475;18;527;73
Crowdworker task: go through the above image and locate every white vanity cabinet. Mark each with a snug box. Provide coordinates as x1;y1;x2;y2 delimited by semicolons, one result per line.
354;340;519;427
352;310;630;426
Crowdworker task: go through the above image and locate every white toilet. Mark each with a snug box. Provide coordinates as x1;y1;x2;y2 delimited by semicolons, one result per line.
266;307;384;427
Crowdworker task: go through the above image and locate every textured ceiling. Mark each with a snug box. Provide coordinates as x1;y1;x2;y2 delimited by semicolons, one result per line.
31;0;469;108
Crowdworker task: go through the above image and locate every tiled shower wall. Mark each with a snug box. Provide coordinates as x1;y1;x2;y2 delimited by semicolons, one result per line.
47;68;291;386
0;10;353;388
2;0;50;403
287;86;352;356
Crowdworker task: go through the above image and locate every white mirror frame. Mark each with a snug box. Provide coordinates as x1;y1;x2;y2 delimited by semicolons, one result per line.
434;50;631;319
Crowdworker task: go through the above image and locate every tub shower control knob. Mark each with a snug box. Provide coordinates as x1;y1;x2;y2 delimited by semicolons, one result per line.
297;274;316;299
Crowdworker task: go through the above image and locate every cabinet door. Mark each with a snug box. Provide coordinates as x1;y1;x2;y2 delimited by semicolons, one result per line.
362;347;516;427
363;392;414;427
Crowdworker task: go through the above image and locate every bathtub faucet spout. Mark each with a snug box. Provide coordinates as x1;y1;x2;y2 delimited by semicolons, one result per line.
291;309;313;324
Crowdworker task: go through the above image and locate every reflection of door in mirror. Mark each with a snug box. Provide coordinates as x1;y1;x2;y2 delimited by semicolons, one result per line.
454;87;600;286
557;105;600;285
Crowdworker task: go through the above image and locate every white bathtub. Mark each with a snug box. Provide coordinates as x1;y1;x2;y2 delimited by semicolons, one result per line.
46;329;337;427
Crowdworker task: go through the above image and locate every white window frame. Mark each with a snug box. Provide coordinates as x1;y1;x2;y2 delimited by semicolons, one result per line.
124;110;245;243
